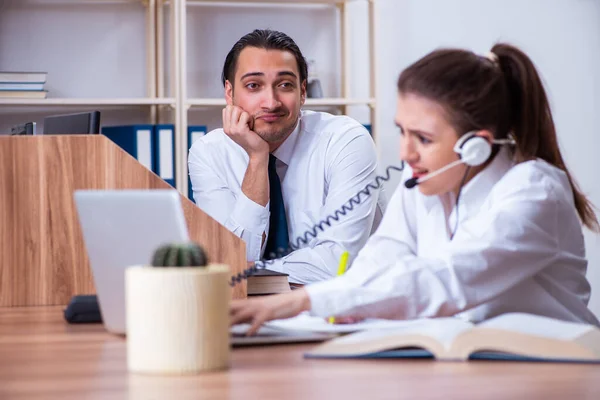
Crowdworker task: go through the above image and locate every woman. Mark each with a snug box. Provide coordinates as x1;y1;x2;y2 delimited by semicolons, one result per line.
230;43;600;334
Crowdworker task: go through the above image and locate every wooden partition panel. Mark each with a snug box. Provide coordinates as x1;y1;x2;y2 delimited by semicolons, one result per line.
0;135;246;307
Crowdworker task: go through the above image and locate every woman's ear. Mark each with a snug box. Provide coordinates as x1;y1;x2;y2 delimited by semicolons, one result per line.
476;129;495;144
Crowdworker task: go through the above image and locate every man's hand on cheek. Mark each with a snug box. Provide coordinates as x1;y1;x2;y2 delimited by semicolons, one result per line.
222;105;269;159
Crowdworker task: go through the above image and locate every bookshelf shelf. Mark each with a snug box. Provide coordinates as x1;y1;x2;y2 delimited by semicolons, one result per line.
184;0;350;4
306;97;375;107
187;97;375;108
0;98;175;106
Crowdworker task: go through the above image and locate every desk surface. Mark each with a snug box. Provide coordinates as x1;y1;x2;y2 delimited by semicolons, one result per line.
1;307;599;400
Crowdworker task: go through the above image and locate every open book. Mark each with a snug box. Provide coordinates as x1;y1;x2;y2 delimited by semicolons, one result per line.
304;313;600;363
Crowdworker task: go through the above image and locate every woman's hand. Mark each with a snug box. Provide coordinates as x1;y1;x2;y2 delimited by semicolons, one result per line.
230;289;311;335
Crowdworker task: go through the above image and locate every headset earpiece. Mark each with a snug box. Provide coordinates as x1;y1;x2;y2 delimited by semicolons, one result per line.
453;132;492;167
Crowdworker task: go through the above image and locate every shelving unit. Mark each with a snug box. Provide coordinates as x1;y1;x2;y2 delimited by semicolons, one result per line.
0;0;376;198
169;0;376;196
0;98;175;106
186;98;375;107
0;0;165;122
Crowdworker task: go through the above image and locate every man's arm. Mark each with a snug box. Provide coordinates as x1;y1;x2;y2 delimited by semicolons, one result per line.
223;105;270;209
189;144;268;261
241;156;269;248
224;105;271;248
241;156;269;207
188;105;271;260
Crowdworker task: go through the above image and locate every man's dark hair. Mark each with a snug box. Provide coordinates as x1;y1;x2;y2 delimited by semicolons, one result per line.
221;29;308;87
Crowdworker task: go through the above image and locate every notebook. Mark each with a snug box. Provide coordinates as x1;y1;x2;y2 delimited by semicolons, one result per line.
304;313;600;363
248;268;291;295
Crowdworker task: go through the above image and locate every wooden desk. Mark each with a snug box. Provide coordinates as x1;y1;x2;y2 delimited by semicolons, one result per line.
1;307;599;400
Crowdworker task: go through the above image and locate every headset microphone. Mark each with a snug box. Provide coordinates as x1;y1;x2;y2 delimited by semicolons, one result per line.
404;177;419;189
404;159;466;189
404;132;515;189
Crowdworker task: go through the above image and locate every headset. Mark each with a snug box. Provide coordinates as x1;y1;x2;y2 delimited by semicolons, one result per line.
229;131;516;286
404;131;516;189
456;131;516;164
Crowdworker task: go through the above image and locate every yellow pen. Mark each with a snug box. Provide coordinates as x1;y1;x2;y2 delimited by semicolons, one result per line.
329;251;350;324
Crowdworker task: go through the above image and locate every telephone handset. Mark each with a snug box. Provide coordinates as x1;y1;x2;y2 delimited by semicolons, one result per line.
229;163;405;286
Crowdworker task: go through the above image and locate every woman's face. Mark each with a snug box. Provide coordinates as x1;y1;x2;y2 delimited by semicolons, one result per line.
395;93;475;196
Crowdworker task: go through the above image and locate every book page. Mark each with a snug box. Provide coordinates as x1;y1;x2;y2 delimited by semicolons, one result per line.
477;313;595;340
265;312;472;344
264;312;430;334
329;317;473;350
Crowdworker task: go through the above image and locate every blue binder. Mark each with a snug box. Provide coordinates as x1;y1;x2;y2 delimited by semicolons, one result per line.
187;125;207;202
153;124;175;187
101;125;154;171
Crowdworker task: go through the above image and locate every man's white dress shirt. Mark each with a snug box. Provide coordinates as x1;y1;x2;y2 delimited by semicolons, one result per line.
306;147;600;325
188;110;387;284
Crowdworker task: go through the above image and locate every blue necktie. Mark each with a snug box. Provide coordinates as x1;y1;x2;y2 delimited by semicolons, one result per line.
264;154;289;259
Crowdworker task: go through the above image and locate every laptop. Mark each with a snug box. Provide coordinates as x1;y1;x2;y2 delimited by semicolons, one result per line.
74;189;332;345
73;189;189;334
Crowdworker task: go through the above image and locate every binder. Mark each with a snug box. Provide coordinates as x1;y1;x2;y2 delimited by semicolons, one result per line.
187;125;207;201
153;124;175;187
101;125;154;171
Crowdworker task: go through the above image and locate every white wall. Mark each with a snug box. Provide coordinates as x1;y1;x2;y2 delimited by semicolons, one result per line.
0;0;153;131
2;0;599;318
0;1;346;133
178;2;344;132
374;0;600;317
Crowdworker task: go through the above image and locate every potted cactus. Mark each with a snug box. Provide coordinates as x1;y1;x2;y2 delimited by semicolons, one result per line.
151;241;209;268
125;241;231;374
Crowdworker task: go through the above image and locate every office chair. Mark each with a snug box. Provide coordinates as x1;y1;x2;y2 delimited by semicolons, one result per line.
43;111;101;135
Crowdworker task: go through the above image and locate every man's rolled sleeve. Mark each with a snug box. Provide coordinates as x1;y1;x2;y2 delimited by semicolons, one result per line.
231;191;270;236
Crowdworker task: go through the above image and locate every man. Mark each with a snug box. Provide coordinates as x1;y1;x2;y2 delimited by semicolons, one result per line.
188;29;386;284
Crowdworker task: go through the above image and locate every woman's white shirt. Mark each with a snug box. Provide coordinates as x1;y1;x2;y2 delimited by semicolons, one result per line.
306;148;600;326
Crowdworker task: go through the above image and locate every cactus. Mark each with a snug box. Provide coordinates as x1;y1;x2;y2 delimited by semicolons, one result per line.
151;242;208;268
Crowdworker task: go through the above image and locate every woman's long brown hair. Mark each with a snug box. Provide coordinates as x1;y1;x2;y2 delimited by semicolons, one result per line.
397;43;599;232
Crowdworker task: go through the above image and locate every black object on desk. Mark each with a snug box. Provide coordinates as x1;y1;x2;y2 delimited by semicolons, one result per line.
63;295;102;324
10;122;36;135
43;111;101;135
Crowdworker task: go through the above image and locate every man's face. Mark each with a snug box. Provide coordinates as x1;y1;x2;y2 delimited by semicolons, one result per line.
225;47;306;145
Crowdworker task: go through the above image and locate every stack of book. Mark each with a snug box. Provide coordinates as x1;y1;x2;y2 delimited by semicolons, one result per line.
247;269;291;296
0;71;48;99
